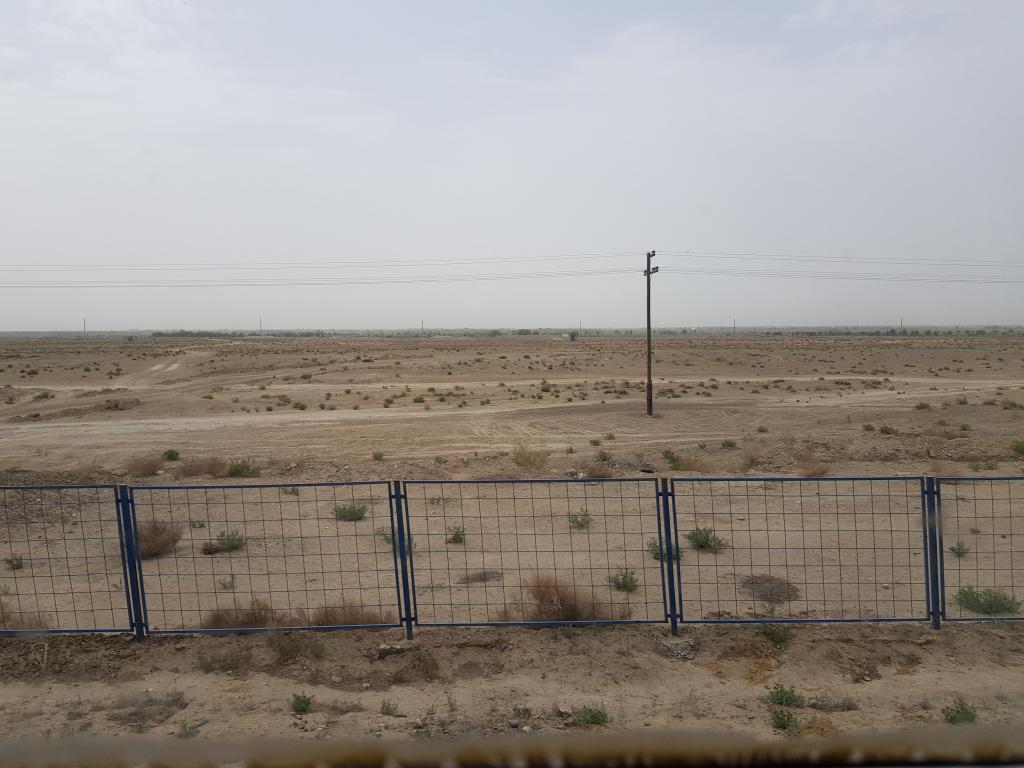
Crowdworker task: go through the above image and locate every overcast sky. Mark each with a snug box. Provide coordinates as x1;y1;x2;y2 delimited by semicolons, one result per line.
1;1;1022;331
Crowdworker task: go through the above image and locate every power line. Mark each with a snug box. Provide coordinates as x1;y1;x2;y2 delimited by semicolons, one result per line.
664;250;1024;269
2;249;1022;273
0;252;634;272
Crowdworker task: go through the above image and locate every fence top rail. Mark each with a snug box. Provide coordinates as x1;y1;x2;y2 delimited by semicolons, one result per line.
404;477;659;486
670;475;922;483
0;484;118;491
130;480;390;491
936;476;1024;482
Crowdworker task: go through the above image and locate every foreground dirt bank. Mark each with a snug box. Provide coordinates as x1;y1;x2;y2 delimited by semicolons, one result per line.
0;622;1021;741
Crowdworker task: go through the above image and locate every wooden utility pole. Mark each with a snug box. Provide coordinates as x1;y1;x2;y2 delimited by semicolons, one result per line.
645;250;658;416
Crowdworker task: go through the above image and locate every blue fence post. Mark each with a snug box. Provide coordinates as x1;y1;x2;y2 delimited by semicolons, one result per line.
660;478;679;635
391;480;415;640
923;476;942;630
116;484;148;640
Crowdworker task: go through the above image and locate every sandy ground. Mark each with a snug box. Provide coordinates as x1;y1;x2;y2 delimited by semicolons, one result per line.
1;334;1023;740
0;623;1023;740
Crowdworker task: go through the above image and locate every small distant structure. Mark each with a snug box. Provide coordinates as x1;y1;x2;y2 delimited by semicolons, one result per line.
568;331;578;342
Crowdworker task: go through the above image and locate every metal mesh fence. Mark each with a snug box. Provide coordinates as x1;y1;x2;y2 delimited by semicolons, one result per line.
402;479;667;625
0;485;130;633
130;482;401;632
937;477;1024;620
671;477;928;622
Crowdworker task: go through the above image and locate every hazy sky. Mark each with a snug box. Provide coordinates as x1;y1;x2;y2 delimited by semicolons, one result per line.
1;0;1022;330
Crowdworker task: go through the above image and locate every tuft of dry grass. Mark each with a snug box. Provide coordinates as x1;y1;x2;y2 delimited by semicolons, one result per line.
301;604;394;627
522;574;627;622
137;521;184;559
512;446;549;470
582;462;613;478
125;455;165;476
175;457;229;479
201;599;290;629
0;598;50;630
201;599;392;629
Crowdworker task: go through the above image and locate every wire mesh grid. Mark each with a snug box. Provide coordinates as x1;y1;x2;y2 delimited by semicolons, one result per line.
937;478;1024;620
130;482;401;632
0;485;130;633
402;479;667;625
671;478;928;622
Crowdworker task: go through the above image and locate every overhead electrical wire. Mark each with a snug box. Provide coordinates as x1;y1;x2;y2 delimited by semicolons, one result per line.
0;249;1021;287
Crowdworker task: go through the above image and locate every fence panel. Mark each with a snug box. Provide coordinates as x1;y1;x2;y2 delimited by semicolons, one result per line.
0;485;132;633
937;477;1024;621
402;478;667;626
130;482;401;632
670;477;929;622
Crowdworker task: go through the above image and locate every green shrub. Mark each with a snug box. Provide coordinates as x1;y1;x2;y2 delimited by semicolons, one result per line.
721;439;738;449
1013;440;1024;457
862;424;875;432
376;526;414;552
202;530;247;554
914;402;932;410
227;459;261;477
662;450;682;471
607;568;639;593
4;555;24;571
770;709;797;731
879;425;897;435
333;504;367;522
380;700;399;716
595;450;612;462
949;541;970;559
760;624;793;647
446;526;465;544
942;696;977;725
372;451;384;461
768;684;805;708
685;527;728;553
807;696;857;712
290;693;313;714
571;705;608;726
568;508;592;530
756;426;768;433
647;538;680;561
162;449;180;461
956;586;1020;615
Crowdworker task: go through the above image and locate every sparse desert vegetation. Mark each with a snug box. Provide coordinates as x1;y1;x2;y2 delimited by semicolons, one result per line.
2;334;1024;741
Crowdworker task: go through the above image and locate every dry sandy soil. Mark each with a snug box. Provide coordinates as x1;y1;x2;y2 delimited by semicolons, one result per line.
1;623;1023;741
1;334;1023;740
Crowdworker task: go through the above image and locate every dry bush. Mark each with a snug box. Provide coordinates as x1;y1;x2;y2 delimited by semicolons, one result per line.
798;463;830;477
125;455;165;476
137;521;183;559
175;457;229;479
678;455;711;472
739;449;765;474
201;599;290;629
512;446;549;470
522;573;628;622
0;598;50;630
582;462;613;478
301;603;394;626
794;448;830;477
